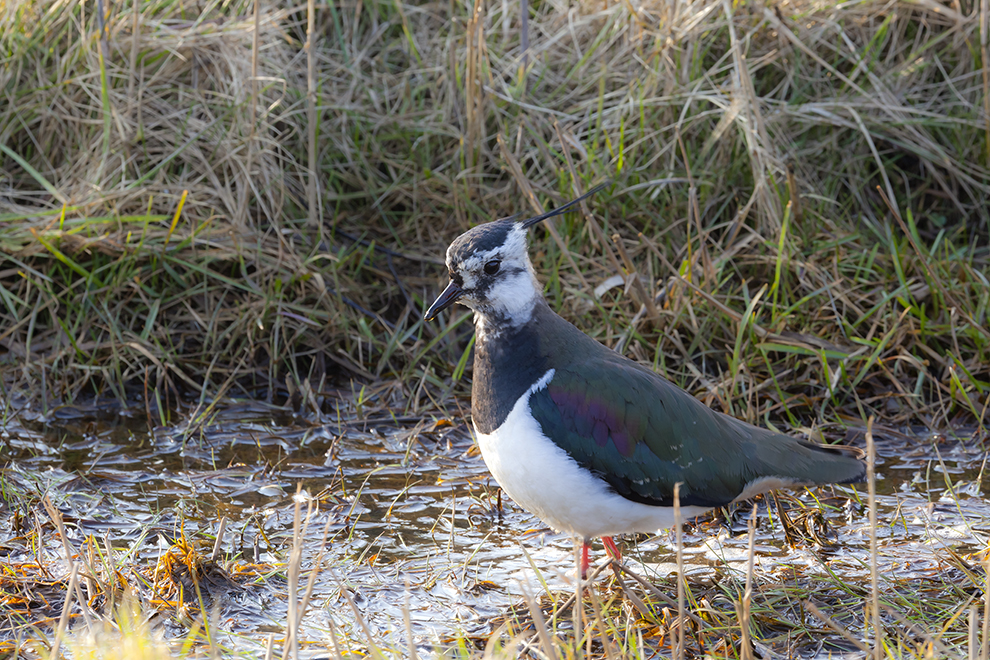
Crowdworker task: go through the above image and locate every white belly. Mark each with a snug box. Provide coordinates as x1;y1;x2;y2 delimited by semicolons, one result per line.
475;369;711;540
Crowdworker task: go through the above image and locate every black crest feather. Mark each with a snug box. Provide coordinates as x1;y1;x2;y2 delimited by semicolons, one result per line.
519;182;610;229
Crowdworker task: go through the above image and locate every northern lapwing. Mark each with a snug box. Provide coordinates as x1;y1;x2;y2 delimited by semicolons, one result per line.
425;184;865;577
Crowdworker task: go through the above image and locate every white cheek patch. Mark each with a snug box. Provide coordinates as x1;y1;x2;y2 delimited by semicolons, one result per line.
486;269;537;318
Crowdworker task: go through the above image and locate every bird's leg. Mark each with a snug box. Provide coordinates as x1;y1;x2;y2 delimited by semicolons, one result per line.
580;538;591;579
602;535;622;563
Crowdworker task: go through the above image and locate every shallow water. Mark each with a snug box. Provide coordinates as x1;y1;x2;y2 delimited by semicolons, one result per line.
0;396;987;656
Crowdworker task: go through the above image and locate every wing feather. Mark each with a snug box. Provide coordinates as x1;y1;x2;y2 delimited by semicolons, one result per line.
528;358;862;507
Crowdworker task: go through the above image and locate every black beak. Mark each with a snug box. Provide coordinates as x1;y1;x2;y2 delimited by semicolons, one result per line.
425;281;463;321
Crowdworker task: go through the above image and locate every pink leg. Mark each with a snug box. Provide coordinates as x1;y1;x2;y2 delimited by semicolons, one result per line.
602;535;622;563
580;539;591;579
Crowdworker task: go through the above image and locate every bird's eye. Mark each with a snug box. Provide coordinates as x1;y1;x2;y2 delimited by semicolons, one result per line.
484;260;501;275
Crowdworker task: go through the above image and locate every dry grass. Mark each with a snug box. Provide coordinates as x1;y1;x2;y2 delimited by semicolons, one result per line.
1;0;988;433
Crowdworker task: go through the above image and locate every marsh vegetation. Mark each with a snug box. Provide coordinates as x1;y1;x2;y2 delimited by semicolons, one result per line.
1;0;988;656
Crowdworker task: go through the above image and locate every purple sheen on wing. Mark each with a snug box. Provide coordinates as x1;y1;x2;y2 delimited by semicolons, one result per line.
588;399;606;422
606;408;620;432
549;387;579;420
611;429;633;456
546;385;638;457
592;419;609;446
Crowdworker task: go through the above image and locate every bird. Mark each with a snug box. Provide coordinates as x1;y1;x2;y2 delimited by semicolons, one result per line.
425;184;865;578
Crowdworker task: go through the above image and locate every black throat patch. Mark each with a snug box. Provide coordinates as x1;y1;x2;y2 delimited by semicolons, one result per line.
471;314;549;434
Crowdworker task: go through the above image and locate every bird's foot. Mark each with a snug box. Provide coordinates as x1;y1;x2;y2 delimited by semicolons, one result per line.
602;535;621;563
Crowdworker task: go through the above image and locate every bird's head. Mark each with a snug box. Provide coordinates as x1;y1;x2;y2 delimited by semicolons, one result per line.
425;219;537;326
424;183;609;329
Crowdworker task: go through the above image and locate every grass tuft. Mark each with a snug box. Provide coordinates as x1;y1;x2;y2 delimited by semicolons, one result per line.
0;0;986;432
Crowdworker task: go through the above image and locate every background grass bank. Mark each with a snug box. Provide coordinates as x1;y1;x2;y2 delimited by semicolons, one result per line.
0;0;988;432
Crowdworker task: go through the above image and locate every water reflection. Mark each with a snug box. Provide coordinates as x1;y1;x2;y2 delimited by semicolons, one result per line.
0;399;986;655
